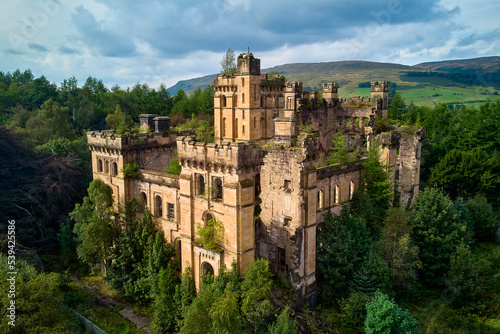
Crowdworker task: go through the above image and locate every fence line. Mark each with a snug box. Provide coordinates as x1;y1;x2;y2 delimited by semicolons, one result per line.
64;304;107;334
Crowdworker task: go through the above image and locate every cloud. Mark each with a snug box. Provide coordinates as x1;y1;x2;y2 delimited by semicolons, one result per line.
58;46;80;54
70;5;135;57
28;43;49;52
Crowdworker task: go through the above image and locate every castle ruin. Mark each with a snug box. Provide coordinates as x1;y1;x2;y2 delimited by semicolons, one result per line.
87;53;424;304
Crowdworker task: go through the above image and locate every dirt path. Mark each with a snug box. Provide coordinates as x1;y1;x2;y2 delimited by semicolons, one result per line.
71;270;153;334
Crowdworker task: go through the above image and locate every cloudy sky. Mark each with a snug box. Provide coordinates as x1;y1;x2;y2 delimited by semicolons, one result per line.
1;0;499;89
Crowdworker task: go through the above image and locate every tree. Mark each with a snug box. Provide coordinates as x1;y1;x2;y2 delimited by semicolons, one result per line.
174;267;197;331
220;48;237;75
364;291;419;334
317;208;371;302
339;291;371;334
466;194;499;242
210;290;242;334
0;255;77;334
268;305;298;334
428;149;500;204
409;188;466;286
327;129;359;165
151;264;179;333
105;104;134;133
379;208;421;294
71;179;117;273
444;243;479;305
240;259;274;333
387;93;406;121
352;144;393;233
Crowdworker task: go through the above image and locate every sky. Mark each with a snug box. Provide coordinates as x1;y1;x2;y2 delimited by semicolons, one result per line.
1;0;499;89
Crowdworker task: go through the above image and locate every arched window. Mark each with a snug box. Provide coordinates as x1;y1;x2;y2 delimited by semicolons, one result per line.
221;95;227;107
234;118;238;138
97;159;103;172
334;185;340;204
202;262;214;276
349;181;355;200
213;177;223;200
111;162;118;176
139;192;147;211
242;93;245;104
155;195;162;217
241;78;245;87
222;117;226;138
242;125;245;135
317;189;324;210
104;161;109;174
261;95;265;107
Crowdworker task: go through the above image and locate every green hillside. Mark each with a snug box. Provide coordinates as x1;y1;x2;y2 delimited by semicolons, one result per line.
168;57;500;108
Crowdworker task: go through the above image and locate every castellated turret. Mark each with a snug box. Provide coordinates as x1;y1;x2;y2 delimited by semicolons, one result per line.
370;81;390;110
321;82;339;101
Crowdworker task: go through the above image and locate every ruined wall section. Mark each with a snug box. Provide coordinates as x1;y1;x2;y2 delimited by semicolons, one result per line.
298;97;379;154
376;127;425;208
258;136;318;303
396;128;425;208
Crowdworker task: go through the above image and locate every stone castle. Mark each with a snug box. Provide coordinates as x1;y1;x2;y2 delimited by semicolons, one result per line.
87;53;424;303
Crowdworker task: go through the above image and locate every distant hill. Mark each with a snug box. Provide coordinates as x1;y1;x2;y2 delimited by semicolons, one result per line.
167;57;500;108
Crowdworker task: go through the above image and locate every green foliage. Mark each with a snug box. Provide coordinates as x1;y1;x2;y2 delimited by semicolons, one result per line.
428;149;500;203
0;255;75;334
166;150;182;175
351;267;378;295
220;48;237;75
365;291;420;334
174;267;197;331
105;104;134;132
121;162;140;179
360;246;393;295
268;305;298;334
241;259;274;332
379;208;421;294
327;129;359;165
107;205;174;304
299;123;314;134
317;208;371;302
71;179;117;272
409;188;467;286
197;217;224;252
151;263;179;333
339;291;371;334
466;194;500;242
444;242;480;305
59;218;77;265
175;114;215;143
210;289;242;334
387;93;406;121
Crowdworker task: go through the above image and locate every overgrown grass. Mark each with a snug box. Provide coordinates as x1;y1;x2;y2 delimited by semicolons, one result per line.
63;281;145;334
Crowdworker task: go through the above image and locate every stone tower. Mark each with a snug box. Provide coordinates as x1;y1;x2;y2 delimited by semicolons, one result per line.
213;52;285;145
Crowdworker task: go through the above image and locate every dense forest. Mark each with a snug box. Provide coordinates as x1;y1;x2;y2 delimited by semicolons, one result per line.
0;68;499;333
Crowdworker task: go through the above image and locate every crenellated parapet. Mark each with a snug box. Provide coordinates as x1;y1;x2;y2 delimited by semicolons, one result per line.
176;136;262;171
87;131;176;152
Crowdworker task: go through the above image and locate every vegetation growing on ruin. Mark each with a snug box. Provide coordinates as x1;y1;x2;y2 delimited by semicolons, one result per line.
0;66;499;333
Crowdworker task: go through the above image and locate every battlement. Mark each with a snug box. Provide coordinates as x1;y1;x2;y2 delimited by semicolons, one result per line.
212;76;238;90
285;81;303;93
87;131;176;150
176;136;262;170
237;52;260;75
339;96;374;106
321;82;339;93
371;81;389;92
